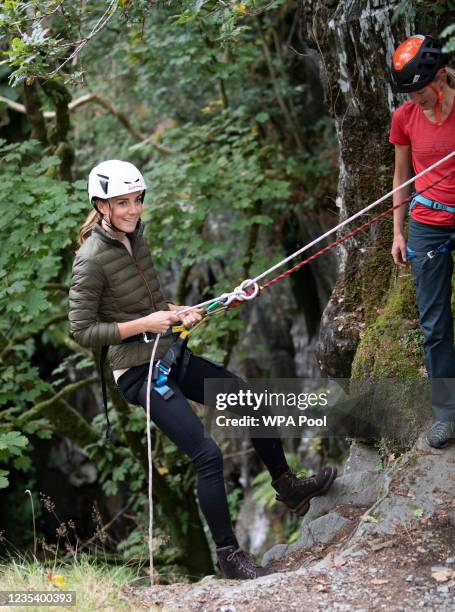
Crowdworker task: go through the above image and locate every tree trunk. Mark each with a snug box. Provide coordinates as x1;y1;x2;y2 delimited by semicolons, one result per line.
299;0;413;378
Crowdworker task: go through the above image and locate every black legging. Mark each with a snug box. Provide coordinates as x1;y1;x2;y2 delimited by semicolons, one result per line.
117;351;290;548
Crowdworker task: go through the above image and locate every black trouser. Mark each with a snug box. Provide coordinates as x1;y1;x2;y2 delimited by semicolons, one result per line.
408;218;455;421
117;352;290;548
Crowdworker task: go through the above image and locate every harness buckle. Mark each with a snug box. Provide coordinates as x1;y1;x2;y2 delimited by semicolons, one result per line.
142;331;155;343
427;250;437;259
152;360;174;400
155;360;171;376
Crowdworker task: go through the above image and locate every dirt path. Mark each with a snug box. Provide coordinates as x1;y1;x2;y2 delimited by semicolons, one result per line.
125;508;455;612
123;436;455;611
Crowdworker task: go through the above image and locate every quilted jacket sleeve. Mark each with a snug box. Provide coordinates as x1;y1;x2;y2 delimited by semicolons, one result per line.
68;254;121;348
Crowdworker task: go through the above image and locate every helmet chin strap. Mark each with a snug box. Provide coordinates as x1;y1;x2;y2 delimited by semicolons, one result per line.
104;209;126;235
96;199;126;235
428;84;444;126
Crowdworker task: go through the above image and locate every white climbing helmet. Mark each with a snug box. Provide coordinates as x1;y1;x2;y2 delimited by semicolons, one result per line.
88;160;146;202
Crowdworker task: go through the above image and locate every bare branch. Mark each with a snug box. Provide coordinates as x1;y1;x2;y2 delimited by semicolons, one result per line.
18;375;98;425
48;0;120;78
0;92;174;154
0;97;28;114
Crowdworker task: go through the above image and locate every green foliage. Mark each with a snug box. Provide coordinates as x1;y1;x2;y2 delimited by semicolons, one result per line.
441;23;455;52
85;409;198;566
0;1;112;86
392;0;452;23
0;0;338;564
227;486;243;522
0;139;85;329
401;327;424;358
351;274;421;379
85;413;146;499
0;431;28;488
391;0;417;24
0;138;86;492
143;106;288;269
0;0;284;86
0;138;86;414
0;556;139;608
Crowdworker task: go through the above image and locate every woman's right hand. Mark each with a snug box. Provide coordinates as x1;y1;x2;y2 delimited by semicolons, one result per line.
142;310;181;334
391;234;408;268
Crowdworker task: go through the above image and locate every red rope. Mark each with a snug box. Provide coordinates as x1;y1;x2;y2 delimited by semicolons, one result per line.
223;168;455;311
260;169;455;292
261;201;402;291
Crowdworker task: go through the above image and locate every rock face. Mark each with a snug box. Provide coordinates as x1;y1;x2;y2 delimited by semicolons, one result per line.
349;426;455;541
264;431;455;566
299;0;410;377
262;440;383;565
343;439;381;474
230;210;338;381
126;436;455;611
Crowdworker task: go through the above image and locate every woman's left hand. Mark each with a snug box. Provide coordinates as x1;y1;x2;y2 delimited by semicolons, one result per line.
179;308;204;328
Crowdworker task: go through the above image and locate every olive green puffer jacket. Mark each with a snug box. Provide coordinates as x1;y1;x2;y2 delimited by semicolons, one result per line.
69;221;174;369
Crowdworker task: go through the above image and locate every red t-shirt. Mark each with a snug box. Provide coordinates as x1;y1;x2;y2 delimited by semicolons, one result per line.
389;100;455;226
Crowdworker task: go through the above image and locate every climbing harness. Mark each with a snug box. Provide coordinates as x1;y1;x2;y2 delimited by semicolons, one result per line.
409;193;455;215
406;234;455;262
99;321;204;440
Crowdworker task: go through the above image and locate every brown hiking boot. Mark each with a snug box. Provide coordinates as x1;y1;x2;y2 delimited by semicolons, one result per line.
272;466;337;516
216;545;270;580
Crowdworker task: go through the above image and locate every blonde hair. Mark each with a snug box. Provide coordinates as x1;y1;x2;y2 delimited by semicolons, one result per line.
77;208;102;245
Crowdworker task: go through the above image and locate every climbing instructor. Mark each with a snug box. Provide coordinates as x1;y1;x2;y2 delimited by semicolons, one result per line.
68;159;337;579
389;35;455;448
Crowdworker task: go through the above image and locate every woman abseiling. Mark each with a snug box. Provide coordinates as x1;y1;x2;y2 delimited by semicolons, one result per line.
68;160;337;580
390;35;455;448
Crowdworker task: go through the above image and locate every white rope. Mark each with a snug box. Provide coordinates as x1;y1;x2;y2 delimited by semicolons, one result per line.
178;150;455;313
248;149;455;287
146;333;161;586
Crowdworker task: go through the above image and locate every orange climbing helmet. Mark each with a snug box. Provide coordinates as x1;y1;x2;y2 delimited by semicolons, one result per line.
391;35;449;93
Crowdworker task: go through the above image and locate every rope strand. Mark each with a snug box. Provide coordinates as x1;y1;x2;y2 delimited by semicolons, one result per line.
146;333;160;586
178;150;455;314
261;168;455;291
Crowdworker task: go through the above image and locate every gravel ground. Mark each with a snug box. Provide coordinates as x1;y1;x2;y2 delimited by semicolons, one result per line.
124;507;455;612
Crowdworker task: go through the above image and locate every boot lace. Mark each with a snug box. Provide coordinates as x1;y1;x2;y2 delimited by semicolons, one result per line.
286;469;314;488
226;548;260;578
428;421;455;443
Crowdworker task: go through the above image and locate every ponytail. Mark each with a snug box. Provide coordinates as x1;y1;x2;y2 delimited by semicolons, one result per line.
77;209;102;245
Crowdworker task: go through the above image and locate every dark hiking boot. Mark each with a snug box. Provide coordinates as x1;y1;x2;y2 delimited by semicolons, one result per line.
426;420;455;449
216;545;269;580
272;466;337;516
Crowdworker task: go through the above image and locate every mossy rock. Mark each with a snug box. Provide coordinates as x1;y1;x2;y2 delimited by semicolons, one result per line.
351;272;421;379
349;272;434;453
